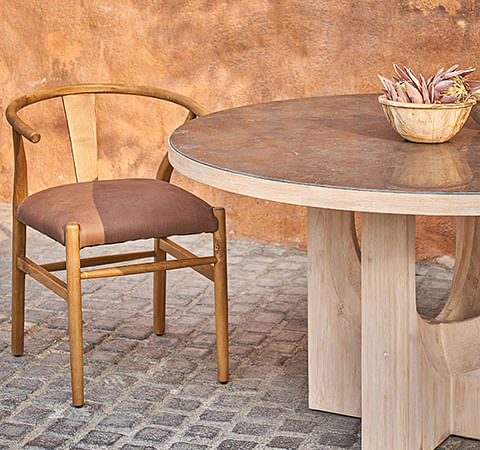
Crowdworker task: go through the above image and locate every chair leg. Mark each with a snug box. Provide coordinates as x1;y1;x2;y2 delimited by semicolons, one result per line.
11;218;26;356
213;208;228;383
153;238;167;335
65;223;84;407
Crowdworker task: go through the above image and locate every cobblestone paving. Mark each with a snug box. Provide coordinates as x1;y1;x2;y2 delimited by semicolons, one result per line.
0;203;478;449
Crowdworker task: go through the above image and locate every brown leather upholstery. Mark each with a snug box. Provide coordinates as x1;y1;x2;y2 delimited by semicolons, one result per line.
17;178;218;248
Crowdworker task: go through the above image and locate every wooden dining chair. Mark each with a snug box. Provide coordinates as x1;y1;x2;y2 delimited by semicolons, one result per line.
5;84;228;407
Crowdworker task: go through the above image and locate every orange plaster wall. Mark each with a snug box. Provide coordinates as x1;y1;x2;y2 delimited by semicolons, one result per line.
1;0;477;260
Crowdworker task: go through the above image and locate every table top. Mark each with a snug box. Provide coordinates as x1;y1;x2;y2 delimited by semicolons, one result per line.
169;94;480;215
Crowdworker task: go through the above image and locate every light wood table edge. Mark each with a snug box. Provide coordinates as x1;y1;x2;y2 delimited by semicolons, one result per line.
169;145;480;216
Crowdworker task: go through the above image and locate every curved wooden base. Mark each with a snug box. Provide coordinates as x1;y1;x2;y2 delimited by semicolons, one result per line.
438;216;480;322
419;216;480;375
419;315;480;375
418;217;480;440
308;208;480;449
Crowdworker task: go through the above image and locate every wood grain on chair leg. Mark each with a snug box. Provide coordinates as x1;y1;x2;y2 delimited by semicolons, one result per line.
65;223;84;407
213;208;228;383
11;218;26;356
307;208;361;416
153;238;167;335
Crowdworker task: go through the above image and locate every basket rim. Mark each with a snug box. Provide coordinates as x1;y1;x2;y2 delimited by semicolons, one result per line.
378;95;476;109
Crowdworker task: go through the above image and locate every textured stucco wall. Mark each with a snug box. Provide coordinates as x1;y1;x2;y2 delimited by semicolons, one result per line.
2;0;480;260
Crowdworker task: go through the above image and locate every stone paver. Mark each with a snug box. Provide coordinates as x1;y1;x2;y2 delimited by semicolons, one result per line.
0;203;477;448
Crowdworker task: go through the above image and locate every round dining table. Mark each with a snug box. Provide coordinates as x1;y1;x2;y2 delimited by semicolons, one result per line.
168;94;480;449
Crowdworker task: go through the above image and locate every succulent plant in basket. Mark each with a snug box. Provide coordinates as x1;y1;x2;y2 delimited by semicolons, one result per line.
378;65;480;143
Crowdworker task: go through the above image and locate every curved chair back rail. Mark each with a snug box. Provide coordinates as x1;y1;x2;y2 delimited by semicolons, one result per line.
6;83;208;143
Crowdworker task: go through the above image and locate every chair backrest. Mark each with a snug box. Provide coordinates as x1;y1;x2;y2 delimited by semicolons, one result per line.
6;84;208;209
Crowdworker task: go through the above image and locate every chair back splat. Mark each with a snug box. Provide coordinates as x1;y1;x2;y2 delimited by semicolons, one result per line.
5;84;228;407
63;93;98;182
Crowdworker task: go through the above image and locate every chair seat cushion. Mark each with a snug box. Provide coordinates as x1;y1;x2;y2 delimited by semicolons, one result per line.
17;178;218;248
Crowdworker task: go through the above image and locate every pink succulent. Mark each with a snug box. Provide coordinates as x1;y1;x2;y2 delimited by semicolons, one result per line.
378;65;480;104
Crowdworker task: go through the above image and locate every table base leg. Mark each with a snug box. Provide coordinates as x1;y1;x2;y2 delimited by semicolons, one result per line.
362;213;451;449
307;208;361;417
308;210;480;448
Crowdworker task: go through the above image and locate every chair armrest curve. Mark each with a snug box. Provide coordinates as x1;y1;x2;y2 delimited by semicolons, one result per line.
6;96;41;143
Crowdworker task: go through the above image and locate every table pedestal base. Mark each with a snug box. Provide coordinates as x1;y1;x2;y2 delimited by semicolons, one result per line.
308;208;480;449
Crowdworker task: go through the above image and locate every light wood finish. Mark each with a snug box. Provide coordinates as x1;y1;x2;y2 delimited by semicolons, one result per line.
362;213;451;449
308;208;480;448
169;148;480;216
18;257;68;300
307;208;361;416
63;94;98;182
6;84;228;408
213;208;228;383
42;250;156;272
159;238;214;281
449;216;480;439
306;209;480;448
80;256;217;279
419;315;480;375
454;370;480;439
438;216;480;322
418;216;480;375
153;238;167;335
65;223;84;407
379;95;476;143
